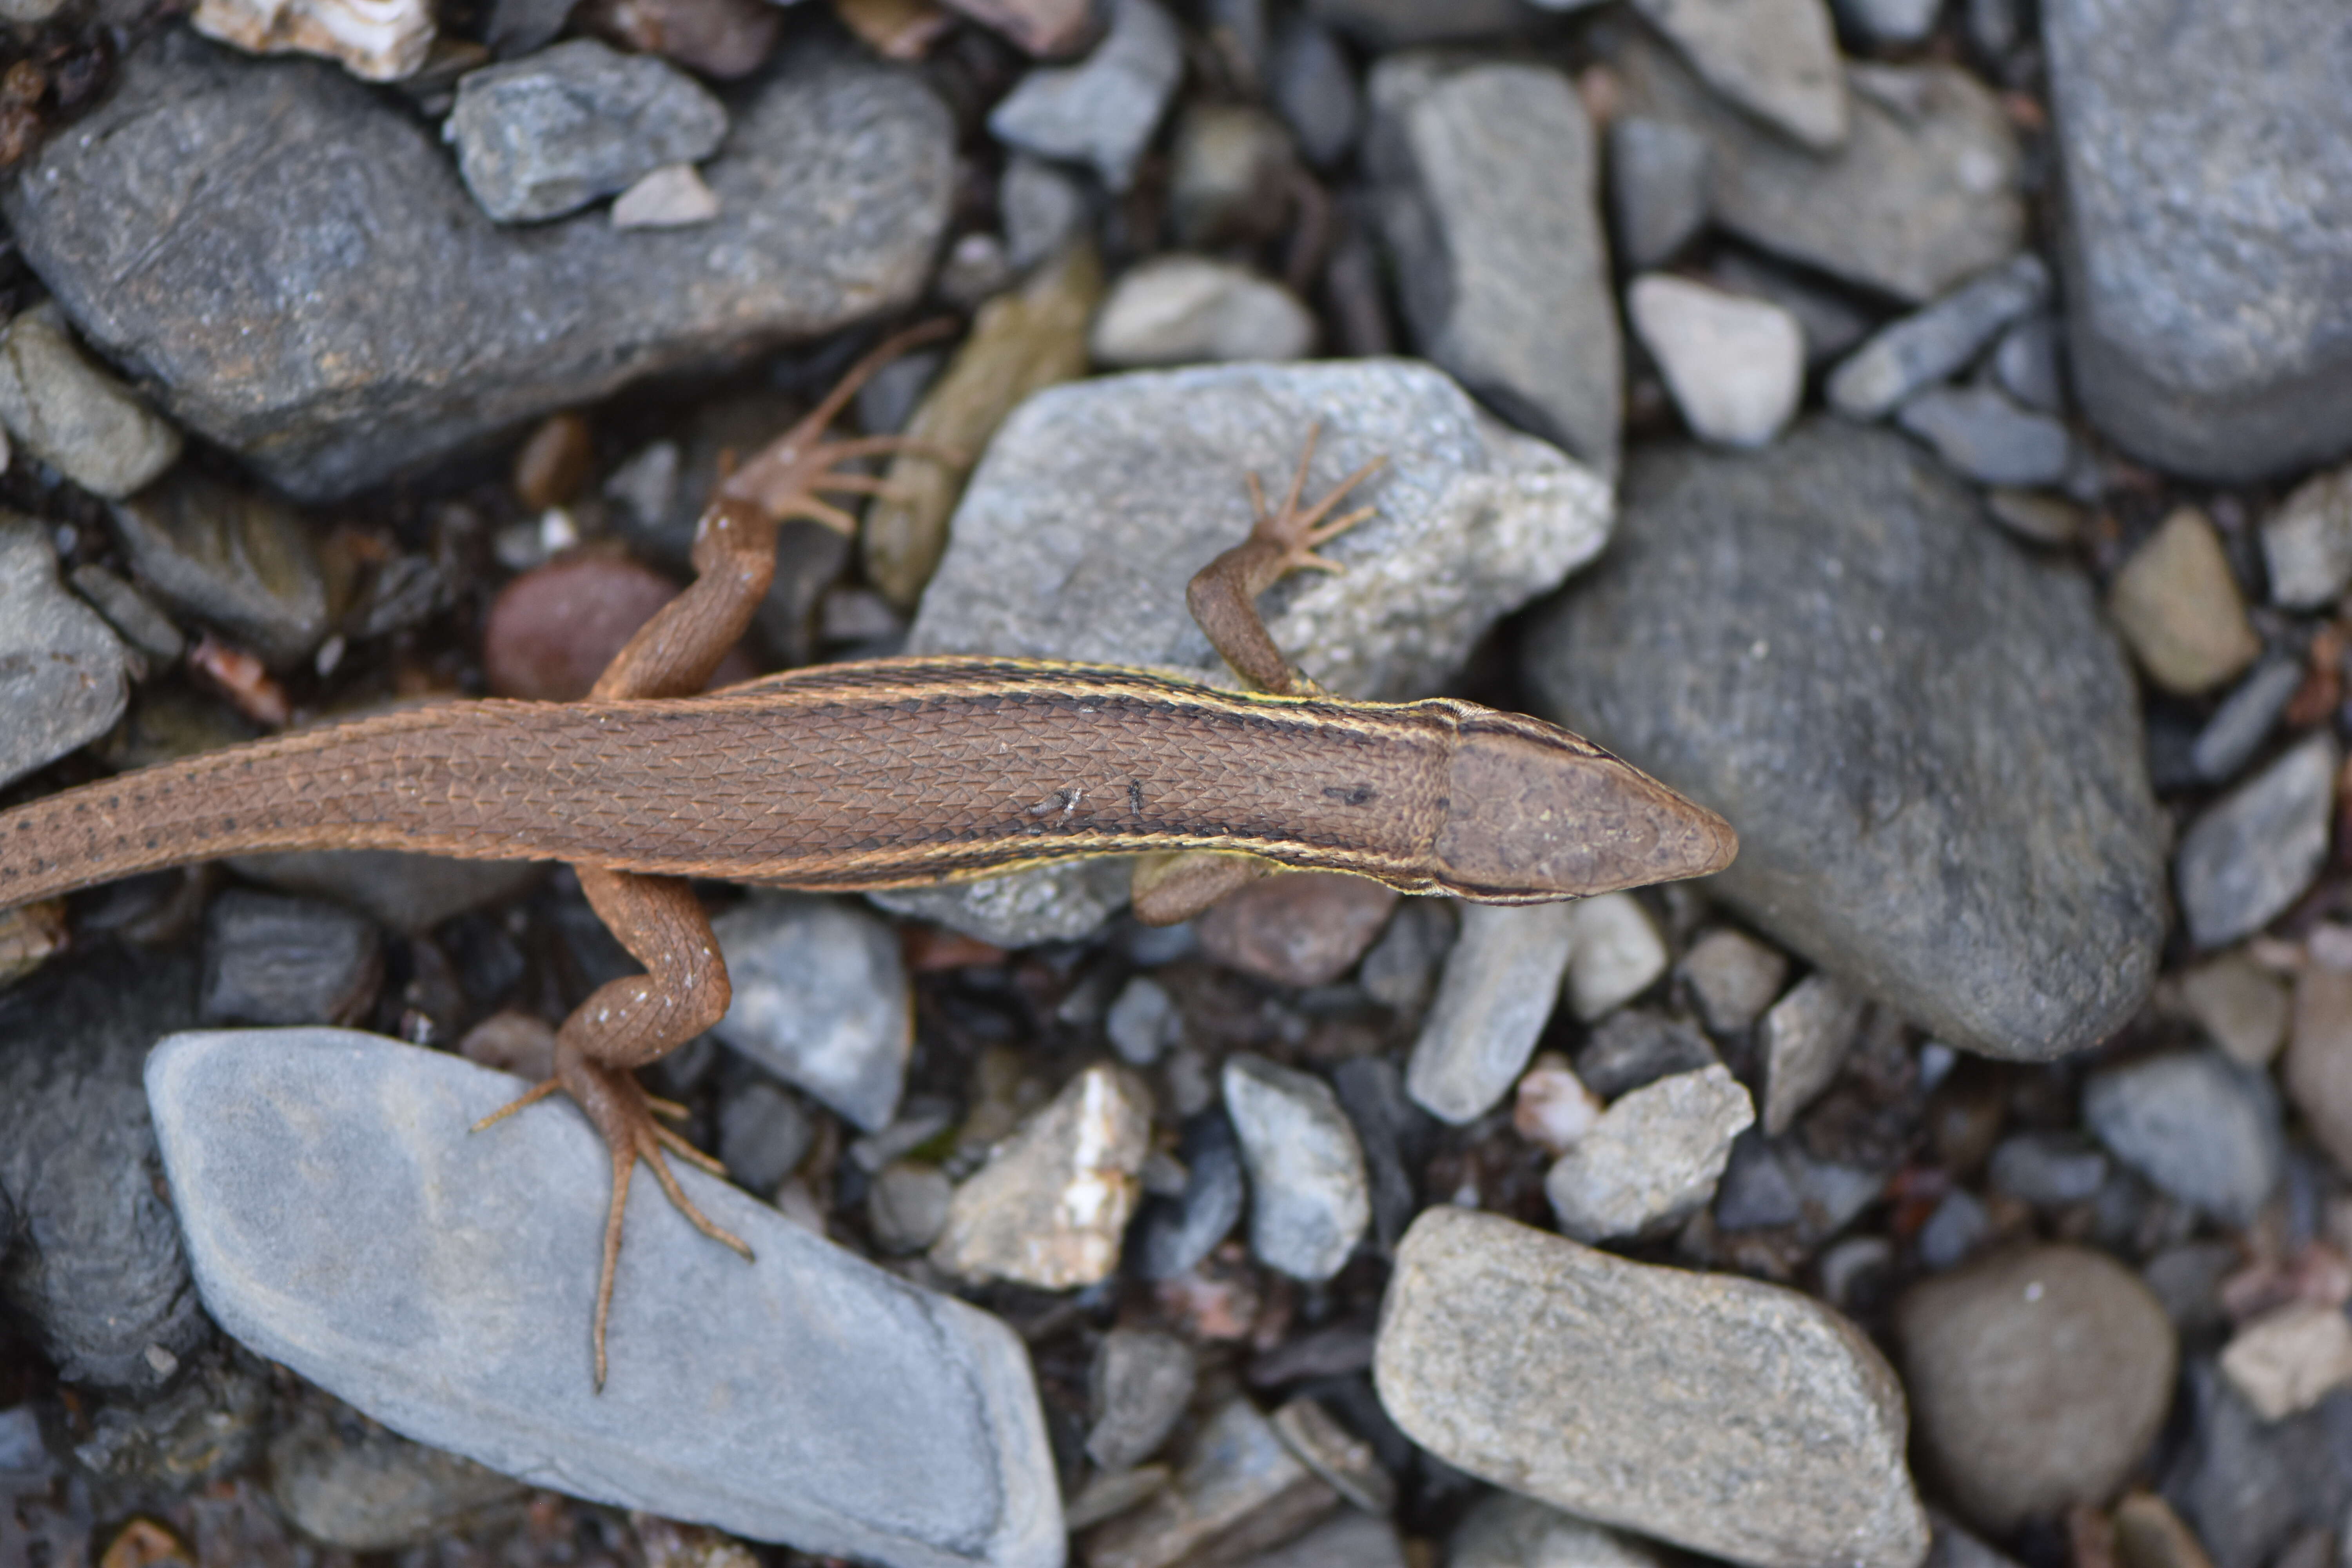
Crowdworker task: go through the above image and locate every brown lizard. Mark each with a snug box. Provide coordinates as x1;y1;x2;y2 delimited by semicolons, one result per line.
0;323;1736;1383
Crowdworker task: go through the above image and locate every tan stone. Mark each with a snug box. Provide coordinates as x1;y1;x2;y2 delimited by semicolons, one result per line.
2179;951;2291;1067
2218;1301;2352;1421
2106;508;2261;695
930;1062;1149;1288
2112;1492;2216;1568
2287;965;2352;1177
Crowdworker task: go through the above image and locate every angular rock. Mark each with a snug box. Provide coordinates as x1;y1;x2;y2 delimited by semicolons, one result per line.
2218;1303;2352;1422
147;1029;1061;1567
1450;1493;1671;1568
1679;927;1788;1033
2164;1359;2350;1568
2042;0;2352;481
1628;0;1847;151
2174;733;2338;950
200;889;382;1028
1575;1007;1718;1098
1526;421;2165;1060
2181;951;2290;1069
1089;257;1317;368
1759;971;1865;1135
448;40;727;224
709;893;911;1132
5;32;952;500
1613;33;2022;303
105;472;329;668
1895;1244;2176;1534
1894;385;2073;487
1628;274;1803;449
2106;508;2263;697
1544;1064;1754;1242
1377;1207;1929;1568
1129;1108;1246;1279
1087;1328;1197;1471
1367;54;1621;471
70;563;185;664
1081;1396;1337;1568
2189;660;2304;787
1197;872;1398;988
1827;254;2049;420
1223;1056;1368;1281
0;519;129;791
931;1063;1150;1289
986;0;1181;192
2287;966;2352;1178
1270;17;1359;169
0;302;182;499
2082;1050;2283;1227
1563;891;1669;1022
1610;116;1711;270
1405;901;1576;1124
192;0;434;80
2261;464;2352;610
609;163;721;229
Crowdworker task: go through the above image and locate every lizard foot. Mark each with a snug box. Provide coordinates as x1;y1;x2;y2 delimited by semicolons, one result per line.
474;1043;752;1389
1241;423;1386;579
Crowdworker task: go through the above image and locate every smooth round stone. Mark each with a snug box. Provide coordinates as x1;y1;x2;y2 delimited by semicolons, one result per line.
1628;274;1804;449
1895;1243;2178;1533
1090;255;1317;367
1196;872;1399;988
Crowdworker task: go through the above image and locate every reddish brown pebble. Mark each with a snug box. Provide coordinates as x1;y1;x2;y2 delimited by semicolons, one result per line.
513;412;593;511
577;0;781;78
483;553;755;702
1196;870;1401;988
902;924;1009;972
189;635;290;728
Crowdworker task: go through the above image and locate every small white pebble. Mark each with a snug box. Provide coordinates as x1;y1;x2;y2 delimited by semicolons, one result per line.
612;163;721;230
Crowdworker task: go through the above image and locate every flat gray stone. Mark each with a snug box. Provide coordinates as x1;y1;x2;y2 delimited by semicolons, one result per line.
1524;421;2165;1061
5;30;951;500
1451;1494;1672;1568
147;1029;1061;1568
1827;255;2050;420
2083;1049;2283;1228
1613;32;2022;303
1609;116;1711;270
448;39;728;223
1628;0;1847;152
1081;1396;1337;1568
1223;1055;1369;1281
1758;972;1864;1136
1367;55;1621;472
708;893;911;1132
1543;1064;1754;1242
987;0;1181;193
0;303;181;498
2043;0;2352;481
1894;385;2073;488
1087;1328;1196;1472
1376;1207;1929;1568
105;471;330;668
2174;732;2339;949
229;850;544;933
0;518;128;790
2189;659;2303;786
1406;902;1575;1125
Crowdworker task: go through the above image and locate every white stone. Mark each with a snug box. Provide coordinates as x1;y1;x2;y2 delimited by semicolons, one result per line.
611;163;720;229
1544;1065;1755;1241
1090;256;1318;368
2261;463;2352;610
931;1064;1150;1289
1564;891;1671;1021
2218;1301;2352;1421
1627;274;1804;448
192;0;433;80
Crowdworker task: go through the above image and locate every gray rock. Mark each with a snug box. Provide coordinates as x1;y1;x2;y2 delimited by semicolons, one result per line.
105;471;329;668
1896;1245;2177;1535
0;947;210;1394
2042;0;2352;481
987;0;1181;193
1574;1008;1719;1098
1130;1108;1245;1279
1270;17;1359;169
868;857;1136;950
1451;1492;1671;1568
1223;1055;1369;1281
2083;1050;2283;1228
1366;54;1621;471
1915;1189;1989;1271
1711;248;1875;366
709;893;911;1133
2140;1242;2239;1338
1305;0;1547;46
0;519;129;790
446;40;726;223
71;1355;271;1492
1612;32;2023;303
1089;257;1317;367
1827;254;2051;419
1992;316;2063;414
1627;274;1804;449
931;1063;1150;1289
1000;155;1088;274
200;889;382;1027
1962;0;2015;53
147;1028;1062;1567
1081;1396;1337;1568
1609;116;1711;269
1628;0;1848;151
1525;421;2165;1061
866;1162;953;1254
0;302;181;499
1679;927;1788;1033
2163;1359;2350;1568
1713;1129;1802;1230
1405;902;1575;1125
1107;975;1181;1065
1357;897;1454;1016
229;850;543;933
2260;464;2352;609
1833;0;1939;44
1331;1055;1427;1248
69;563;185;664
269;1409;528;1552
1895;385;2073;487
1543;1064;1754;1242
1168;103;1295;252
1088;1328;1197;1471
1377;1207;1929;1568
1758;971;1864;1135
4;32;951;500
1268;1396;1391;1515
1985;1131;2108;1208
716;1080;812;1194
2189;659;2304;786
2175;732;2339;949
1233;1511;1405;1568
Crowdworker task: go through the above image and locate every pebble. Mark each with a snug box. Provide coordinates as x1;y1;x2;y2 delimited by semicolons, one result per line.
1357;898;1454;1016
1894;1243;2176;1534
577;0;780;79
1129;1108;1247;1279
1405;901;1577;1124
0;520;128;790
1366;54;1621;471
1270;16;1359;169
1512;1054;1604;1157
448;40;726;224
1608;116;1710;270
707;893;912;1133
2260;464;2352;609
199;889;382;1028
107;472;330;668
2112;1494;2214;1568
2174;732;2339;950
715;1080;812;1194
1563;891;1670;1021
610;162;720;229
1377;1207;1928;1568
1628;0;1847;151
1544;1064;1754;1242
2140;1241;2238;1338
1679;927;1788;1034
1169;103;1297;250
268;1409;528;1552
1087;1328;1198;1471
1223;1056;1369;1281
1081;1396;1338;1568
1107;975;1182;1065
1986;1131;2109;1209
2181;952;2290;1069
1915;1189;1990;1271
1268;1396;1390;1514
866;1161;954;1254
1234;1511;1405;1568
230;850;543;934
1760;971;1865;1136
1197;873;1398;988
1450;1493;1671;1568
1832;0;1938;44
485;552;692;701
2082;1051;2283;1228
1825;254;2051;415
1526;421;2166;1062
2189;659;2303;786
1711;248;1875;367
3;34;951;500
1984;490;2084;548
0;301;182;499
1894;385;2074;487
191;0;434;80
2166;1358;2348;1568
932;1063;1149;1289
2108;508;2264;696
1992;317;2064;414
1627;274;1803;449
868;857;1138;950
1331;1055;1427;1247
1000;156;1087;274
1575;1007;1718;1098
2286;967;2352;1177
147;1029;1062;1566
2042;0;2352;481
1612;34;2022;304
70;563;184;664
2218;1303;2352;1422
987;0;1182;192
0;947;210;1394
1090;257;1318;368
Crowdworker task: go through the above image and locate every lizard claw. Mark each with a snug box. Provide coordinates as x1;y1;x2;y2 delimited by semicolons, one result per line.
1242;423;1386;578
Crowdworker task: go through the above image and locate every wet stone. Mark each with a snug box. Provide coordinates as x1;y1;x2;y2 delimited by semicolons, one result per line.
0;302;182;499
5;31;952;500
1081;1396;1338;1568
2107;508;2263;697
2083;1050;2283;1227
1526;421;2166;1062
1760;971;1865;1136
106;472;329;668
1224;1055;1369;1281
1627;274;1804;450
932;1064;1150;1289
1895;1243;2177;1534
1405;901;1576;1124
1609;116;1710;270
1895;385;2073;487
1377;1207;1928;1568
2174;733;2338;950
0;519;129;791
200;889;382;1028
987;0;1182;192
1679;927;1788;1034
1089;257;1318;368
1574;1007;1718;1099
1827;255;2050;421
1129;1108;1246;1279
1450;1492;1672;1568
149;1029;1062;1566
1087;1328;1197;1471
1628;0;1847;151
708;893;911;1133
1544;1064;1754;1243
1196;873;1397;988
2261;464;2352;610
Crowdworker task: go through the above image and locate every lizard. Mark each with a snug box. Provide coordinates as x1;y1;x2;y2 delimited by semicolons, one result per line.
0;322;1737;1385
